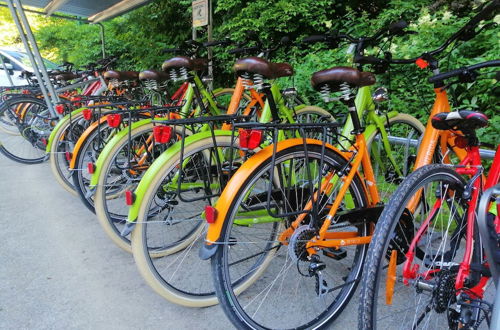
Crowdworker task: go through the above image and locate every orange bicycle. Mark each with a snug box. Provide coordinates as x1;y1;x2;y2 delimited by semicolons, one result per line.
202;3;497;328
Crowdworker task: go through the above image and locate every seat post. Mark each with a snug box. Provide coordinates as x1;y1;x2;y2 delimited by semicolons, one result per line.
260;83;280;122
342;97;363;134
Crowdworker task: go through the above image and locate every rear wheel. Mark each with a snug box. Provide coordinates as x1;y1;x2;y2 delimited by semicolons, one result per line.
0;96;53;164
366;113;424;203
131;134;241;306
49;111;89;195
94;121;182;252
212;144;369;329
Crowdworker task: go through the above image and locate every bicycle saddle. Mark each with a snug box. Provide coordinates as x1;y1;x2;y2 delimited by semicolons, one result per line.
233;57;293;79
161;56;208;72
104;70;139;81
139;70;169;82
431;110;489;131
55;72;80;81
311;66;376;91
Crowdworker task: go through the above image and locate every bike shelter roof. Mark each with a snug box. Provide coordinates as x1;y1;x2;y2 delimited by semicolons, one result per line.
1;0;153;22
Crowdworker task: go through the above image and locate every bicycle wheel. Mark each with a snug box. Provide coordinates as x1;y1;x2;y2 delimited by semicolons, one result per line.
48;111;91;196
131;134;241;306
94;121;183;252
0;96;53;164
72;121;120;212
359;164;477;329
367;113;424;203
212;144;369;329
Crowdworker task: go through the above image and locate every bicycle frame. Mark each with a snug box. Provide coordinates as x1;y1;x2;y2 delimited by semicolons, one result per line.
203;83;417;248
403;143;500;294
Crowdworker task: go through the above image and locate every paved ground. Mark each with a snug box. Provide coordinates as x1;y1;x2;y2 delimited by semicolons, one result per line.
0;157;359;330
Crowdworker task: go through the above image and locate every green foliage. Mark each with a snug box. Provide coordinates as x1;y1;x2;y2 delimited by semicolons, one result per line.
4;0;498;142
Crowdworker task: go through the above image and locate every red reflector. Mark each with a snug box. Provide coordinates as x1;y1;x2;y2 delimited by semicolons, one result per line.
65;151;72;161
82;108;92;120
55;104;65;114
125;190;135;206
153;126;172;144
415;58;429;69
107;114;122;128
205;205;217;224
87;162;95;174
239;129;263;150
455;136;468;149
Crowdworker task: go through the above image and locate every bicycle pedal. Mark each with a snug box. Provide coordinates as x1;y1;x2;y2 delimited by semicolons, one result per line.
323;247;347;260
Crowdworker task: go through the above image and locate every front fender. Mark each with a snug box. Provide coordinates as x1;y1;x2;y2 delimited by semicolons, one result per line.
90;118;153;188
200;138;358;259
45;107;86;153
127;130;235;223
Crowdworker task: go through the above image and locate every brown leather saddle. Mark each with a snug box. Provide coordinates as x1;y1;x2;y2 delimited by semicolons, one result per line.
139;70;169;82
55;72;80;81
162;56;208;72
311;66;376;91
104;70;139;81
233;57;293;79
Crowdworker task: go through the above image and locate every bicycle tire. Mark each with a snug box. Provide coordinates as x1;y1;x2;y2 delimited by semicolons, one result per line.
212;144;369;329
48;111;89;196
0;96;52;164
72;121;121;213
366;113;425;203
94;121;186;252
358;164;473;329
131;134;241;306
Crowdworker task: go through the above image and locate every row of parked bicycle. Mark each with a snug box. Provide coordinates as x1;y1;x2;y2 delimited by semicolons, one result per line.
0;1;499;328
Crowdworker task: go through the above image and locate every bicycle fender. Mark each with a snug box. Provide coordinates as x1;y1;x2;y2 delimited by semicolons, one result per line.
200;138;359;260
90;119;152;188
69;116;109;169
127;130;235;224
45;107;86;153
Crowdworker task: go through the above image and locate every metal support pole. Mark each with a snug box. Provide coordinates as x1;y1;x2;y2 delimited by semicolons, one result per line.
97;23;106;59
5;0;54;114
0;54;14;86
13;0;59;107
207;0;213;90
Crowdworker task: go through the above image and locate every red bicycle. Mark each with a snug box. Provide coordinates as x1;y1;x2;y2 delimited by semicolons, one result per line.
358;59;500;329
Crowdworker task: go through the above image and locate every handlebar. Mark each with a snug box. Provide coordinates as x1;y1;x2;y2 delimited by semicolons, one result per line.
428;59;500;83
302;0;498;67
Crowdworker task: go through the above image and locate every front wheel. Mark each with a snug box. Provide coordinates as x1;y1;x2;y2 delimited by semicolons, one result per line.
212;144;369;329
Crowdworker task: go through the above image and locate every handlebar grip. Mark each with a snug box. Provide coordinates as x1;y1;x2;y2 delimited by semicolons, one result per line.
354;54;386;65
388;20;408;34
228;46;260;54
162;48;182;54
428;59;500;83
302;35;329;44
203;39;232;47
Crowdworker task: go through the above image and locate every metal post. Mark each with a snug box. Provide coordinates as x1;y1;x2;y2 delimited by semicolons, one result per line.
207;0;213;90
5;0;54;114
12;0;59;107
0;54;14;86
97;23;106;59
